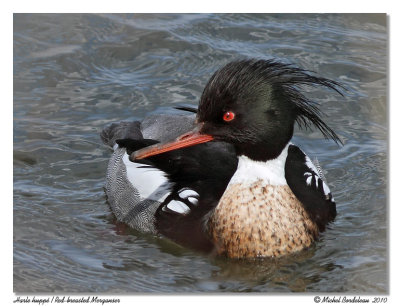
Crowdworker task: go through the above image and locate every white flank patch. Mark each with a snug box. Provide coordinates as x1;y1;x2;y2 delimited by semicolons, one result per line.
305;170;331;196
178;188;199;199
303;172;319;188
122;153;171;202
187;197;199;205
165;200;190;214
229;144;290;186
303;153;332;196
322;181;331;196
304;172;313;186
305;155;320;174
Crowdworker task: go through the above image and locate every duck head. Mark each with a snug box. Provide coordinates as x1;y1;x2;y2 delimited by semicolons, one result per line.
131;59;342;162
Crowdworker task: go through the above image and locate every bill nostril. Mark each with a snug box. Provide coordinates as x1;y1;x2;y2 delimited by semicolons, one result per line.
178;133;192;141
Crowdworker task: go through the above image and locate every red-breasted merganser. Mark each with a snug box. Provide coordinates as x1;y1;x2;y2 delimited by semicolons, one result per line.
101;59;343;258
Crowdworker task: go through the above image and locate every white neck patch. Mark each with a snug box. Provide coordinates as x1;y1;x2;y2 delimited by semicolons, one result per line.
228;143;290;186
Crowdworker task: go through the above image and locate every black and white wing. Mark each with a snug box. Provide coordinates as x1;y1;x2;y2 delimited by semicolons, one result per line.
114;137;238;252
101;113;238;250
285;144;337;231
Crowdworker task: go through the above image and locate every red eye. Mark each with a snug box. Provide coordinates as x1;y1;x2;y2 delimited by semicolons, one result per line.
223;111;235;122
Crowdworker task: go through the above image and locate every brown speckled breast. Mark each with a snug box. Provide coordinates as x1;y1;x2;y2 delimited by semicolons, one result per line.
207;180;319;258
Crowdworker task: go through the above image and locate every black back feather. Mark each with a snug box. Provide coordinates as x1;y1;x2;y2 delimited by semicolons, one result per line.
174;105;198;113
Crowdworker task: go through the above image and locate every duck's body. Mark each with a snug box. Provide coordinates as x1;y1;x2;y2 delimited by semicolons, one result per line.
208;146;320;258
101;59;341;258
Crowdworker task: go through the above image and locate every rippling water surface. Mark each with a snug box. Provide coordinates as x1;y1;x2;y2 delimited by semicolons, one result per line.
13;13;387;293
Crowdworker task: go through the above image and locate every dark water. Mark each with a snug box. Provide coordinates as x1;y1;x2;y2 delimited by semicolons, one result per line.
13;13;387;293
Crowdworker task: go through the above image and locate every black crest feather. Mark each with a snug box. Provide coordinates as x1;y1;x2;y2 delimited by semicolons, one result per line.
174;105;198;113
263;60;345;145
201;59;344;145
